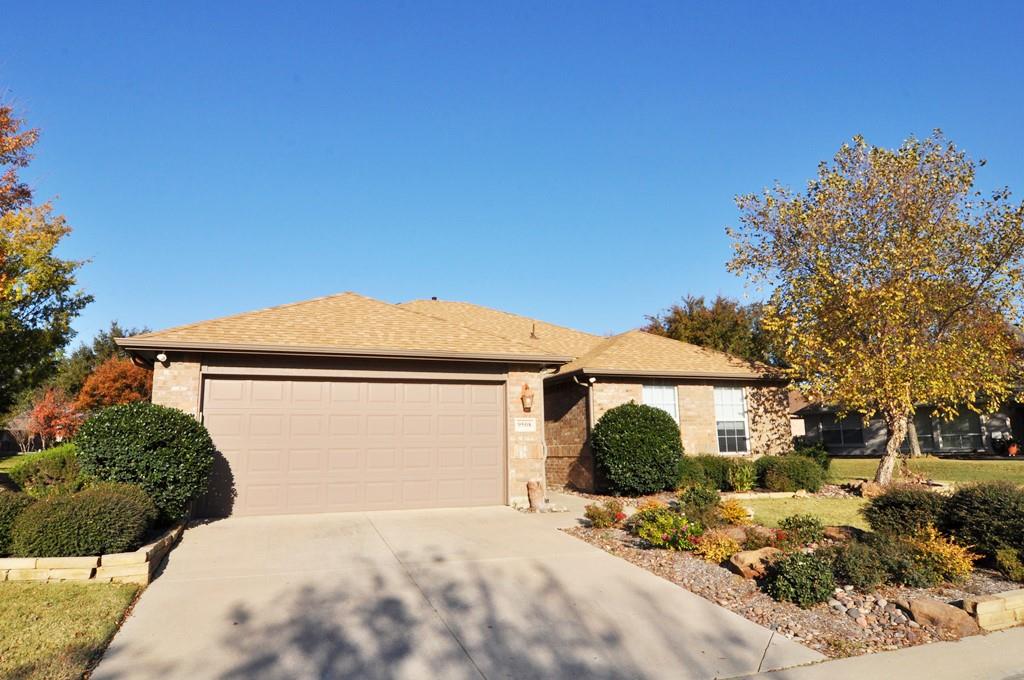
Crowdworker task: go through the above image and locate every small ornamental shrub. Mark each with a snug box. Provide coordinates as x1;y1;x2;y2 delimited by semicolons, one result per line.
910;527;978;584
591;403;683;495
584;500;626;529
676;456;709;490
694;529;740;563
626;504;674;535
693;455;735;491
826;540;887;590
790;439;831;472
0;491;34;556
862;485;946;536
727;460;757;492
678;486;722;527
11;482;157;557
756;456;824;492
762;552;836;608
717;499;752;526
864;533;942;588
995;548;1024;582
76;402;216;522
741;529;775;551
940;481;1024;557
635;511;702;551
777;514;825;545
8;444;84;498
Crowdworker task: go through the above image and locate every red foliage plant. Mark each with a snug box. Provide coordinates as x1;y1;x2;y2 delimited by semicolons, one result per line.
76;357;153;412
30;388;82;447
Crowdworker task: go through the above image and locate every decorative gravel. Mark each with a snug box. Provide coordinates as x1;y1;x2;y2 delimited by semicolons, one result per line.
564;526;1018;658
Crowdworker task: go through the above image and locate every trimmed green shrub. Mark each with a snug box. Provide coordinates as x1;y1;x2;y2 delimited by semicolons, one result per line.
678;485;721;527
591;403;683;495
0;491;34;557
862;486;946;536
8;444;84;498
863;533;942;588
762;552;836;608
940;481;1024;558
755;456;824;492
693;455;735;491
584;500;626;528
791;439;831;472
11;483;157;557
826;540;887;590
777;514;825;545
635;510;702;551
727;460;756;492
76;402;216;522
995;548;1024;582
676;456;709;490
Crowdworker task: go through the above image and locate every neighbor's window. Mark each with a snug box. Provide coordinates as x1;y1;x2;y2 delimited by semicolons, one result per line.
819;413;866;447
939;411;983;450
642;384;679;423
714;386;747;453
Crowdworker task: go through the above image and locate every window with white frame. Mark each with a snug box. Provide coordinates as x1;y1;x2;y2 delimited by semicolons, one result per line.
642;384;678;423
714;387;748;453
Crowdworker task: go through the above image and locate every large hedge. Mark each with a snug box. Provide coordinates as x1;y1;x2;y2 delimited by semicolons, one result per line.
591;402;683;495
755;455;824;492
862;486;946;536
8;444;84;498
76;402;216;522
11;483;156;557
940;481;1024;557
0;491;34;556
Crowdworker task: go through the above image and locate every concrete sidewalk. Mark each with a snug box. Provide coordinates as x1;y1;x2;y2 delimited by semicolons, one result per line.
94;498;821;679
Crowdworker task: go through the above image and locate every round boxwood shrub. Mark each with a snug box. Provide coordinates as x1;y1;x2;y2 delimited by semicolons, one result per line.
825;540;887;590
0;491;35;557
762;552;836;608
676;456;709;490
9;444;84;498
591;402;683;495
76;402;216;522
777;513;825;545
755;456;824;492
11;482;157;557
692;455;735;491
862;485;946;536
940;481;1024;557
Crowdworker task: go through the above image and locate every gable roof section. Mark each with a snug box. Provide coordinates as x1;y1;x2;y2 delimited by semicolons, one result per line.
555;329;777;380
116;292;570;363
399;299;605;357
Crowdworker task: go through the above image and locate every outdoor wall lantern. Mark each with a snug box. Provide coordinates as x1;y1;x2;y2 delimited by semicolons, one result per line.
520;384;535;412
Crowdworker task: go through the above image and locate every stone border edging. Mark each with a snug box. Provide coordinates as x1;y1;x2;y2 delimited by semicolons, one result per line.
963;588;1024;630
0;523;184;585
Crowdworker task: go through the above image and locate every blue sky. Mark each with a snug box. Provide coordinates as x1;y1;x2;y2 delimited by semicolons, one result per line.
2;1;1022;345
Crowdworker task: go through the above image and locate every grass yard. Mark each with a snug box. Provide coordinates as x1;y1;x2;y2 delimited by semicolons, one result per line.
0;582;138;680
743;496;869;530
829;456;1024;485
0;453;20;473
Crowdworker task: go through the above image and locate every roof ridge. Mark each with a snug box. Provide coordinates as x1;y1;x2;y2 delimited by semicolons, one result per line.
402;299;602;340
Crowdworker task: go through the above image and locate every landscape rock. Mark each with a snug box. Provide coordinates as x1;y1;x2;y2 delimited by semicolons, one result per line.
899;598;980;637
721;526;748;543
728;547;782;579
823;525;866;542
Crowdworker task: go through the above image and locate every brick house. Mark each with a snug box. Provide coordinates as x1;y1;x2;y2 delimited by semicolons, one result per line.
117;293;790;517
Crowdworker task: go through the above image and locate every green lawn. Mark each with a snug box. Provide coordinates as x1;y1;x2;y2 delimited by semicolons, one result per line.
0;582;138;680
0;453;21;473
743;496;869;530
829;456;1024;485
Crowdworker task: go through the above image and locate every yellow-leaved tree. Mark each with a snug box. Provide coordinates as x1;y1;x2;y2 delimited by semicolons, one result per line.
728;132;1024;484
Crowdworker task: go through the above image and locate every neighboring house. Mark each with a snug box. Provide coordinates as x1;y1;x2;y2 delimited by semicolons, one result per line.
792;398;1024;456
116;292;789;518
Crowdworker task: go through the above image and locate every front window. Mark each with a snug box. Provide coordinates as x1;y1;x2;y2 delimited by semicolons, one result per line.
642;384;678;423
714;387;747;453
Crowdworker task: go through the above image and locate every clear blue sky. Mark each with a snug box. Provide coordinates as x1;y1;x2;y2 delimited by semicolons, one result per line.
3;1;1023;346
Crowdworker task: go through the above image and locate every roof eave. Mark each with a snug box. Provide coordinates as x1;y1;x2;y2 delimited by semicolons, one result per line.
115;337;572;365
546;366;786;384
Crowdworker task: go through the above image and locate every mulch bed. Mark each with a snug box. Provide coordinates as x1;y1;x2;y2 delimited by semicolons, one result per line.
564;525;1018;658
557;483;856;504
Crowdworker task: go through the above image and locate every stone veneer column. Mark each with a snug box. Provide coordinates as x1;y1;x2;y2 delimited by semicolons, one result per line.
151;353;202;418
746;384;792;456
506;368;547;506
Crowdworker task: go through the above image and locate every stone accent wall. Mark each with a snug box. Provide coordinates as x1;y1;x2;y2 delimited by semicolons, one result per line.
747;385;793;456
964;589;1024;630
677;384;719;454
0;524;183;585
507;368;547;505
543;381;595;490
152;353;202;417
592;381;643;420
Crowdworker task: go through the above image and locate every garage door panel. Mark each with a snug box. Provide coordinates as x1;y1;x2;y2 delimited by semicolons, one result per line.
201;378;504;516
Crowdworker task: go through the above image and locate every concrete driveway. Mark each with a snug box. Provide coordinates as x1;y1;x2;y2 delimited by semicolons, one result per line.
94;502;822;679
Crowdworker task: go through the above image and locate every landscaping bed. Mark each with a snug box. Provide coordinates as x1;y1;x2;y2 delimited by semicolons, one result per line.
565;524;1017;658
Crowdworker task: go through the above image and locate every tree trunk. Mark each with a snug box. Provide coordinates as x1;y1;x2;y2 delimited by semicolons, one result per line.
906;415;922;458
875;413;909;484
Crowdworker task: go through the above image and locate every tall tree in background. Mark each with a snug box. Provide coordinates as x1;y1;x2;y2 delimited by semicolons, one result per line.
644;295;778;365
729;132;1024;484
53;321;149;396
0;101;91;414
76;357;152;412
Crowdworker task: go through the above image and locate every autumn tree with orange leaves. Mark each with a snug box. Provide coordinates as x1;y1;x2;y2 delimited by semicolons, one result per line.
29;388;82;448
729;132;1024;485
76;357;153;411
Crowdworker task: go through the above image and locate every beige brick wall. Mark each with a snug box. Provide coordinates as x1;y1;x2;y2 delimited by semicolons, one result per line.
747;384;792;456
677;384;719;454
543;381;595;490
151;354;202;417
592;382;643;420
507;368;547;505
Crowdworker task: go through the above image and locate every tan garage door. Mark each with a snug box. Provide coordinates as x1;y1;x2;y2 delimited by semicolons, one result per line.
200;377;505;516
